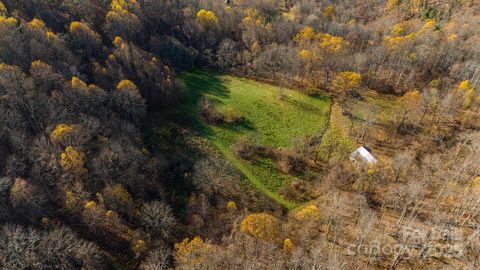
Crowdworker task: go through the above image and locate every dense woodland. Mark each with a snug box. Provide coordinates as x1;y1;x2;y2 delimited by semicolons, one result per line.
0;0;479;269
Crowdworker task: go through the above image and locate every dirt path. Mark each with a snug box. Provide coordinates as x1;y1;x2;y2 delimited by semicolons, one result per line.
209;137;300;210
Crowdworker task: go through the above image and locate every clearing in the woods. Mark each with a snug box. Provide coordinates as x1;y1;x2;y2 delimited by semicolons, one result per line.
148;70;331;209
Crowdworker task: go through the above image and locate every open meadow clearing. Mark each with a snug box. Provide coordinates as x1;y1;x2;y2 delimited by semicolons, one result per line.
148;70;331;208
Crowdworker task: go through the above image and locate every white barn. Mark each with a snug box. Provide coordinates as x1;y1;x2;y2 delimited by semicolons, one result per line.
350;146;378;165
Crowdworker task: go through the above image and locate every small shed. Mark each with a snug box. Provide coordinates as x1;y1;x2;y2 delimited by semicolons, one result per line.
350;146;377;165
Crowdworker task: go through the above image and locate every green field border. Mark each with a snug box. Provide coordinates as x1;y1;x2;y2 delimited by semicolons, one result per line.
182;71;334;210
208;137;300;209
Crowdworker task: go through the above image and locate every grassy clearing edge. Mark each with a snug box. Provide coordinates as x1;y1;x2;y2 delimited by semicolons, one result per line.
178;105;302;210
178;70;332;210
208;137;300;210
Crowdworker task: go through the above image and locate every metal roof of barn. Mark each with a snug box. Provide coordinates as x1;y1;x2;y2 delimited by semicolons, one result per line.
350;146;378;164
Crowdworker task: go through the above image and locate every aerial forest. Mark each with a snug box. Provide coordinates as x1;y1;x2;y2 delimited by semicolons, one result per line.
0;0;479;269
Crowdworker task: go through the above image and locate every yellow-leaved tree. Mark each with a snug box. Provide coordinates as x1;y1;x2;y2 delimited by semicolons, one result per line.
318;33;348;54
50;124;76;142
28;18;48;31
60;146;87;176
294;27;348;82
113;79;146;124
105;0;143;40
283;238;294;252
332;71;362;113
196;9;219;28
240;212;279;241
299;49;313;61
174;236;213;269
294;26;316;45
391;23;404;36
30;60;51;74
386;0;400;11
383;32;415;49
293;204;321;222
323;5;336;20
457;80;476;109
0;1;6;17
226;201;237;211
71;76;89;91
332;71;362;93
396;90;422;133
116;79;139;92
318;32;349;81
471;176;480;194
69;21;102;56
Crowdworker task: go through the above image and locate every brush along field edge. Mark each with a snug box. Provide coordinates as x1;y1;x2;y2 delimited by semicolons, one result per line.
179;71;331;210
209;137;300;209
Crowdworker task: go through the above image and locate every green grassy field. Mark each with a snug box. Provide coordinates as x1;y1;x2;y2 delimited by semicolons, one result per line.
149;70;331;209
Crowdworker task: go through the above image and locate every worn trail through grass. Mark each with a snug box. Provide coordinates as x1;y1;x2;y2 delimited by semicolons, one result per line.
150;70;331;209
